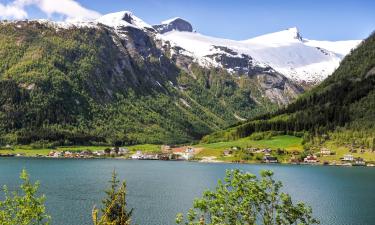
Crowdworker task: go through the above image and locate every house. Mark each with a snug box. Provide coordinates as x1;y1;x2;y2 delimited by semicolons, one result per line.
81;150;92;156
64;151;73;158
304;155;319;163
161;145;172;153
320;148;331;156
255;148;272;154
342;154;354;162
265;148;272;154
158;153;172;160
110;149;117;157
246;148;259;153
50;151;63;158
263;155;278;163
353;157;366;166
142;154;159;160
93;150;105;157
131;151;143;159
289;156;301;164
118;148;129;155
180;151;194;160
223;149;233;156
172;146;195;160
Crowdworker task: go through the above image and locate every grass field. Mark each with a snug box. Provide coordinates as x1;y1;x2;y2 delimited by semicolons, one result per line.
0;144;161;156
0;145;108;156
126;144;161;153
195;135;303;159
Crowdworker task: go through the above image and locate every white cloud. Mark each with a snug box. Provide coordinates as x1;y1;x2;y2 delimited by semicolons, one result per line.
0;0;101;21
0;3;27;19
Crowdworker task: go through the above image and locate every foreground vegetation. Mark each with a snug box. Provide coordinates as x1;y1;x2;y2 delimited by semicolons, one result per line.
0;170;50;225
177;170;319;225
0;170;318;225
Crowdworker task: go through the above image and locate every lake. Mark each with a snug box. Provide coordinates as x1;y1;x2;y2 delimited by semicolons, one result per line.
0;158;374;225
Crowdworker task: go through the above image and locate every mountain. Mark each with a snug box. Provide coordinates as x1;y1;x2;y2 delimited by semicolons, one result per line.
160;26;360;85
0;11;362;146
202;32;375;149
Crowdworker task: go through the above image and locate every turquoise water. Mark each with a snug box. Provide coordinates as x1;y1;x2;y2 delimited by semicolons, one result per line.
0;158;375;225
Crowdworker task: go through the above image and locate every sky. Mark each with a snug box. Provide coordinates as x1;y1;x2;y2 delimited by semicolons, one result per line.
0;0;374;41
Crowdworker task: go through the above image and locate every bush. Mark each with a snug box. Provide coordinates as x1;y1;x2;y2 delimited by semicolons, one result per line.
176;169;319;225
0;170;50;225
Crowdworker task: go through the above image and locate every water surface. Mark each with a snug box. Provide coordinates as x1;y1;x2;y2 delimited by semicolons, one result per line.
0;158;374;225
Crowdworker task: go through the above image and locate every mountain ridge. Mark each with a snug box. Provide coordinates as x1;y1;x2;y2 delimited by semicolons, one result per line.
0;11;365;146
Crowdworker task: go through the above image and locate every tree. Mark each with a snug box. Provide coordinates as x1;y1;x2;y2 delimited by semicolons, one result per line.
92;170;133;225
176;169;319;225
0;169;50;225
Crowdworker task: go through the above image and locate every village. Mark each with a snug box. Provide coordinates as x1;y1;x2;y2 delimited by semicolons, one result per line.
42;145;197;161
1;144;374;167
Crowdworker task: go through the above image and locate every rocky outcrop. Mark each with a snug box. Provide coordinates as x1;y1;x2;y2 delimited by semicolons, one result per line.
153;18;193;34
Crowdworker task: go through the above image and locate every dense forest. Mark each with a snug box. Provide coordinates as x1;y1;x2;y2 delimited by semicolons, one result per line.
203;32;375;149
0;21;279;146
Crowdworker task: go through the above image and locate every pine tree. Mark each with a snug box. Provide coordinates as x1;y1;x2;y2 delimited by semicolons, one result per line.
92;170;133;225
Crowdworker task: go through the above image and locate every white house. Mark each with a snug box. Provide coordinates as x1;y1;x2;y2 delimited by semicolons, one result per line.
180;151;194;160
118;148;129;155
343;154;354;161
320;148;331;155
51;151;62;158
131;151;143;159
93;150;105;157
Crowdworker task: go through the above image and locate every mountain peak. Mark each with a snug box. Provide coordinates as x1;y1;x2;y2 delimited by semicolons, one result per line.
153;17;193;34
243;26;304;44
161;17;182;25
96;11;152;30
286;27;303;41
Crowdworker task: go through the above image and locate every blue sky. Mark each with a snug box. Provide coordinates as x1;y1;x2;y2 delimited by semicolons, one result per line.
1;0;374;41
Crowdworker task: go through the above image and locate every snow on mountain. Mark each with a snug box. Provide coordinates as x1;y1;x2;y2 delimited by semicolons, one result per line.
159;26;361;83
303;39;362;56
22;11;360;84
96;11;153;30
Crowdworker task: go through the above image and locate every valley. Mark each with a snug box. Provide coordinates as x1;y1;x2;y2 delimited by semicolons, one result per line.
0;11;362;147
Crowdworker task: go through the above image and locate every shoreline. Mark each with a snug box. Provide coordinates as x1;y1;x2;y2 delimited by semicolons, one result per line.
1;155;374;168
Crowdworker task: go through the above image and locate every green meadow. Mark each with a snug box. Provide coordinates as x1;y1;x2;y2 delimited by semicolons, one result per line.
195;135;303;160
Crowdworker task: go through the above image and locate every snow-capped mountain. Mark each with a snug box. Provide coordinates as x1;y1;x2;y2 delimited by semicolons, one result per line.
37;11;359;84
158;25;361;84
5;11;361;107
96;11;153;30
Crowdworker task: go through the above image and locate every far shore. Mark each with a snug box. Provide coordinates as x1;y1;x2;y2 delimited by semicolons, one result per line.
2;154;375;168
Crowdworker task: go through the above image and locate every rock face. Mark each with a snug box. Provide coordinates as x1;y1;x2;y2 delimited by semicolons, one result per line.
153;18;193;34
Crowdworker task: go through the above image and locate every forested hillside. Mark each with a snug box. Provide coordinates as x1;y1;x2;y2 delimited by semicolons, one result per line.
0;20;285;146
203;32;375;149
